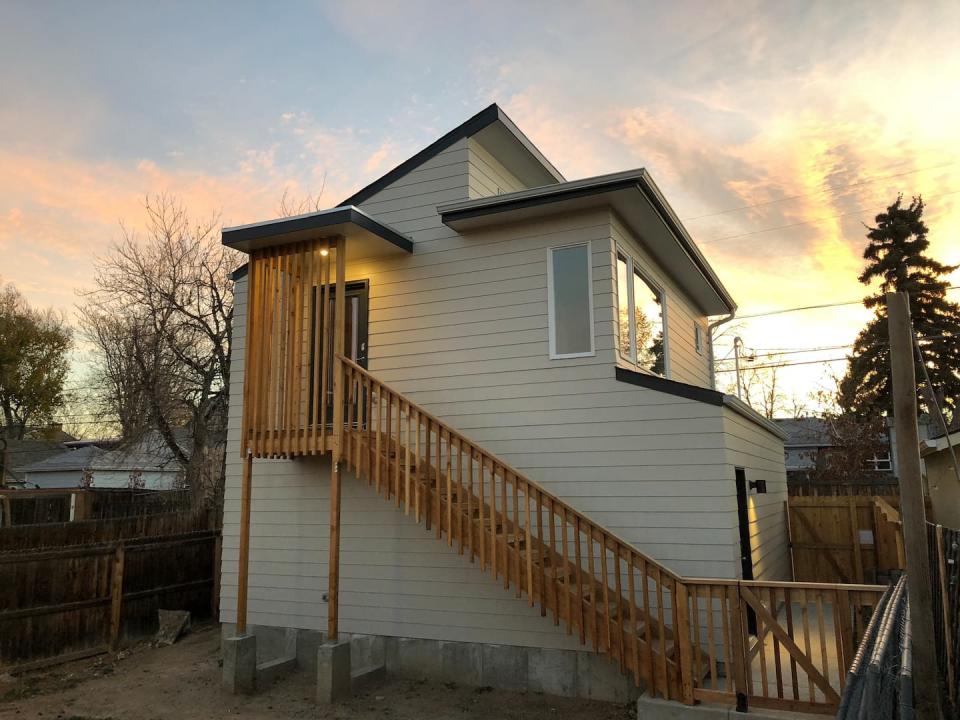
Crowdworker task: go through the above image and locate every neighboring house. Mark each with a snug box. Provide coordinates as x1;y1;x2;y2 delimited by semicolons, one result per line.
0;427;77;487
219;105;789;699
21;435;185;490
921;429;960;528
776;416;931;482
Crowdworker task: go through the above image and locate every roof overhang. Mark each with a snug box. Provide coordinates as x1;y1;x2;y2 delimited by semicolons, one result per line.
222;205;413;258
439;170;736;316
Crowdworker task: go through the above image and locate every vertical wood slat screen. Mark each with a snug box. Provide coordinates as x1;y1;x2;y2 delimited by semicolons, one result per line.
241;238;333;458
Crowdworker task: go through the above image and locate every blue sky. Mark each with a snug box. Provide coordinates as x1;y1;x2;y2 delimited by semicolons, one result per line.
2;0;959;409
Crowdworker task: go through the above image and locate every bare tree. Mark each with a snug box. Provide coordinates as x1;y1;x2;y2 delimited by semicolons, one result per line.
277;176;327;218
80;195;240;510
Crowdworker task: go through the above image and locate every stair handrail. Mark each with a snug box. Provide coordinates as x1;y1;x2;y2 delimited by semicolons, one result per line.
336;354;683;585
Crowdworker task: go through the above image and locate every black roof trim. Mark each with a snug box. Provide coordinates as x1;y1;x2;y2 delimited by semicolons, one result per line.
615;366;724;406
222;206;413;254
338;104;564;207
441;177;640;224
231;263;249;281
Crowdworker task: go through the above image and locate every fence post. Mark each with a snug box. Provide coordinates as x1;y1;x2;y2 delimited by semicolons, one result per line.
109;543;126;650
936;525;956;708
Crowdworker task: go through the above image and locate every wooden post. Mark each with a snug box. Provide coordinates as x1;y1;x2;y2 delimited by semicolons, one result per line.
936;525;956;707
887;291;943;719
328;235;346;641
109;543;126;650
236;450;254;635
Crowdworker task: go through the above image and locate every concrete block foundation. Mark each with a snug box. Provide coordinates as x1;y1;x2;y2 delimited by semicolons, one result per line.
316;640;352;704
222;635;257;694
220;623;640;704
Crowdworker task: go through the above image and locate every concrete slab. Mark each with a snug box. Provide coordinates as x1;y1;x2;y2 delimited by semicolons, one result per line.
439;641;483;686
256;656;297;686
481;644;529;693
222;635;257;695
527;647;578;698
317;640;352;704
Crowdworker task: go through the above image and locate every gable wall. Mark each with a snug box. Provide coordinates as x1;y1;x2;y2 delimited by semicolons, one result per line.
467;137;529;198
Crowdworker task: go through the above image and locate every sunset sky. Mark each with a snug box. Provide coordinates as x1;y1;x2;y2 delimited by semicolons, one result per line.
2;0;959;418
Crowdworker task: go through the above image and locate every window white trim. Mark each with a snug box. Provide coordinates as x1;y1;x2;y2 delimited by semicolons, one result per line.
614;243;670;377
547;242;595;360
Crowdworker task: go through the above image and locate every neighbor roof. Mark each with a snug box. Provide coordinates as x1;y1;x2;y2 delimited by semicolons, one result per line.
21;444;103;473
439;169;736;315
3;439;72;481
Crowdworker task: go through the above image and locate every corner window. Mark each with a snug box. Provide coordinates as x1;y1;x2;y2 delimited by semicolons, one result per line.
615;249;666;375
548;243;594;358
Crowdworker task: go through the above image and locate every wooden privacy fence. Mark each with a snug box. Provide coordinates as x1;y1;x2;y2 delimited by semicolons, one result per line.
787;481;901;497
330;356;885;714
787;496;906;584
930;522;960;717
0;489;194;527
0;531;220;671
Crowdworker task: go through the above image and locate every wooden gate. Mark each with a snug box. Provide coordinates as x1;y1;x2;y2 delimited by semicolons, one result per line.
679;579;885;714
787;497;905;584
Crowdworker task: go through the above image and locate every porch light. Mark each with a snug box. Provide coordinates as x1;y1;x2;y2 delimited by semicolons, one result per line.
320;249;329;256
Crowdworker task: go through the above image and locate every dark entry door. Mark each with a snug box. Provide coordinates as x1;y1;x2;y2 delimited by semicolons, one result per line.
735;467;757;634
309;280;369;424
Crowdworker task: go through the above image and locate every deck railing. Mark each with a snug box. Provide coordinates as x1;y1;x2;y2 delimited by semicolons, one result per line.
334;355;886;711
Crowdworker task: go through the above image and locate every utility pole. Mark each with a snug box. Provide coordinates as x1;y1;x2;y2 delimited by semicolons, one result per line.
887;291;943;719
733;336;743;399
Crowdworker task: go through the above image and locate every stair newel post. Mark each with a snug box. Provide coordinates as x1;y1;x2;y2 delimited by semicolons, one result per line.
327;234;347;641
674;580;696;704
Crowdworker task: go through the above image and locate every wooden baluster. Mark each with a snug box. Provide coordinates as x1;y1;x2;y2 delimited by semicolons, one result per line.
769;586;784;699
354;370;362;471
831;590;846;691
536;490;546;615
394;396;402;507
456;439;464;555
560;507;571;634
434;423;441;539
384;389;392;500
512;473;521;595
488;458;497;580
345;367;355;470
692;586;704;690
374;388;383;493
524;484;534;606
477;451;486;570
815;590;829;702
466;446;474;562
799;588;813;703
639;558;654;692
588;528;598;651
627;552;640;685
719;586;733;694
784;586;799;699
675;581;695;704
574;518;585;643
653;566;668;698
600;534;611;652
404;402;411;515
497;463;506;584
614;543;625;672
424;419;432;531
755;587;769;698
414;411;422;523
728;585;749;707
548;498;558;625
445;430;453;545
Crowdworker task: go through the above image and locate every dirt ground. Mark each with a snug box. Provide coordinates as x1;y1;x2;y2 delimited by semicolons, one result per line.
0;625;634;720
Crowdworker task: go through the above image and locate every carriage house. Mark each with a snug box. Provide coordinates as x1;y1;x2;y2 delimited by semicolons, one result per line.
219;104;796;706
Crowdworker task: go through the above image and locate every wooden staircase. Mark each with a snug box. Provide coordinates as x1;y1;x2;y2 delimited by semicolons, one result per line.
335;355;704;701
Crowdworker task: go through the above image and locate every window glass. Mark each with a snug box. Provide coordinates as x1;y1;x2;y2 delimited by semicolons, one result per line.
616;254;632;360
550;244;592;356
633;269;664;374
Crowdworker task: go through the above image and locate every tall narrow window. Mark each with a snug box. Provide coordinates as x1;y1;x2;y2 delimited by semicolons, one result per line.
615;248;667;375
634;268;664;374
617;253;632;361
548;243;594;358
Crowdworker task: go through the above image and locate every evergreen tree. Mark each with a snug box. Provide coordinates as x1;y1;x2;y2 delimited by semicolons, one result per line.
839;195;960;422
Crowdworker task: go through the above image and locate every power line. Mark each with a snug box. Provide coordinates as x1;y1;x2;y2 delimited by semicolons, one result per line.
725;286;960;321
682;161;959;222
714;356;849;373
